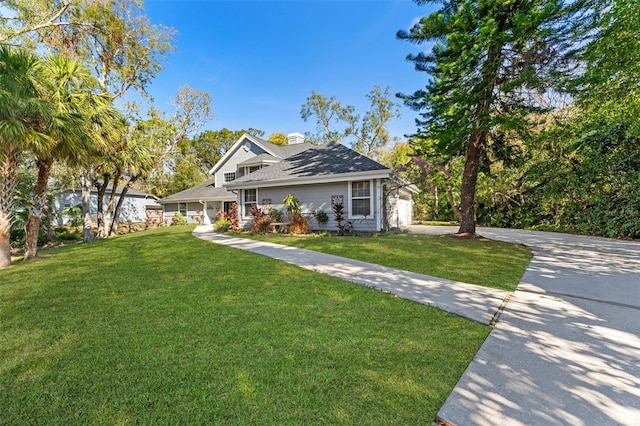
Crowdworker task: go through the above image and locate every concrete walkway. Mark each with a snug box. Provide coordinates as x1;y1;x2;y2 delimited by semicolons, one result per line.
193;225;640;425
192;226;509;325
410;226;640;425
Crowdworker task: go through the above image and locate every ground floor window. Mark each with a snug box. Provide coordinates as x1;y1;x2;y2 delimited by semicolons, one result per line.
349;181;371;217
243;189;257;218
178;202;187;217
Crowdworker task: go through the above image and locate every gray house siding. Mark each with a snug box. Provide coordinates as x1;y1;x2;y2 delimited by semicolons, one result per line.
214;142;268;187
163;201;212;224
238;180;383;232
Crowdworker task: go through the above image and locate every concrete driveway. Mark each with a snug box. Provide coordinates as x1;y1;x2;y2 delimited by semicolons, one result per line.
409;226;640;425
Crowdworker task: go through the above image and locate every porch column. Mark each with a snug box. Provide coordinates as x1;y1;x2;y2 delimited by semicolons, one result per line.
376;179;383;231
201;200;212;225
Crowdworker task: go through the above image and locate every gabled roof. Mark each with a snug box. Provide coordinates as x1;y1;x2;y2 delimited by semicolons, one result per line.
158;179;233;204
208;133;313;175
226;141;392;189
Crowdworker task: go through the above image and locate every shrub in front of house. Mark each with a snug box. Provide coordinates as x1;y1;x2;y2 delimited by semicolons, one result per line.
313;209;329;225
213;218;231;232
250;204;272;234
289;213;309;234
171;212;188;226
283;194;300;215
269;208;283;223
283;194;308;234
333;202;353;236
216;203;239;231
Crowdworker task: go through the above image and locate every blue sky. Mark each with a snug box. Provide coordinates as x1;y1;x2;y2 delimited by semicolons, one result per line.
138;0;436;142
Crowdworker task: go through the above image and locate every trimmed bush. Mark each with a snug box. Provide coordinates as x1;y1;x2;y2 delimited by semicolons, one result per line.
213;218;231;232
171;212;188;226
313;209;329;224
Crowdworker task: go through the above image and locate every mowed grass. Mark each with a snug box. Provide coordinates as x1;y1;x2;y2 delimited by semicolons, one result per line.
0;227;489;424
244;232;532;291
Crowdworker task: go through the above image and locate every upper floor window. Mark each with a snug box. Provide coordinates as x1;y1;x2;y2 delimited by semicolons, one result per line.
224;172;236;183
241;165;262;176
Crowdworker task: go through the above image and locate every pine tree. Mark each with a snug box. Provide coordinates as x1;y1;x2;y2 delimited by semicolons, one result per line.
398;0;597;235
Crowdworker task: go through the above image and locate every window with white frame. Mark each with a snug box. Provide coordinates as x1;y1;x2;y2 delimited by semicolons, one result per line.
224;172;236;183
349;181;371;217
243;188;257;218
178;202;187;217
246;165;262;175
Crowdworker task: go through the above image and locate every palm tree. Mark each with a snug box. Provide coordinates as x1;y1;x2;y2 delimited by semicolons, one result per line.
108;129;155;236
23;51;125;255
23;54;92;260
83;97;125;239
0;46;53;268
25;55;123;257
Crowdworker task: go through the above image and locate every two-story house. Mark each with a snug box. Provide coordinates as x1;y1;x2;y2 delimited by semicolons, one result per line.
158;133;417;231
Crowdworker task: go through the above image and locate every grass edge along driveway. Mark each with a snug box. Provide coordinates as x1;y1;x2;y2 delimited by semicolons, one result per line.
237;231;532;292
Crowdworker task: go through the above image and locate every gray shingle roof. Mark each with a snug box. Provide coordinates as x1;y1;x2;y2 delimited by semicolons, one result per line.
247;134;313;158
159;179;233;203
236;153;279;167
229;141;390;185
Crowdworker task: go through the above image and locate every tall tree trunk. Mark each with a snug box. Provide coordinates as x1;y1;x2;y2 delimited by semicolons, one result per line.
0;146;20;268
458;130;485;235
81;168;94;242
96;174;110;239
445;186;462;222
457;42;500;236
44;203;56;242
433;186;439;220
24;158;53;260
109;176;137;236
104;168;121;236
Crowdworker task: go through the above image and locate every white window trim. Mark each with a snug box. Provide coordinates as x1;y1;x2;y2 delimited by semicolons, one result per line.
245;165;262;175
243;188;258;218
178;202;188;217
348;180;373;219
224;171;236;183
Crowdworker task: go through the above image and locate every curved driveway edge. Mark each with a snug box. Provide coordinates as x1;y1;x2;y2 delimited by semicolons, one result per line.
409;226;640;425
192;226;510;325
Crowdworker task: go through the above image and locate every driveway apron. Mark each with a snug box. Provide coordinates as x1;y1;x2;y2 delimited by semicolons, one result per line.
410;226;640;425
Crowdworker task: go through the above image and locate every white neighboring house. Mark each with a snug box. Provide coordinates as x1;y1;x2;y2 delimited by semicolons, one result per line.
54;186;161;225
158;133;417;231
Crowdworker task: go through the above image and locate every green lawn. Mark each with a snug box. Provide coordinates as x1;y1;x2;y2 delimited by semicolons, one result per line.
1;227;489;424
242;232;532;291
